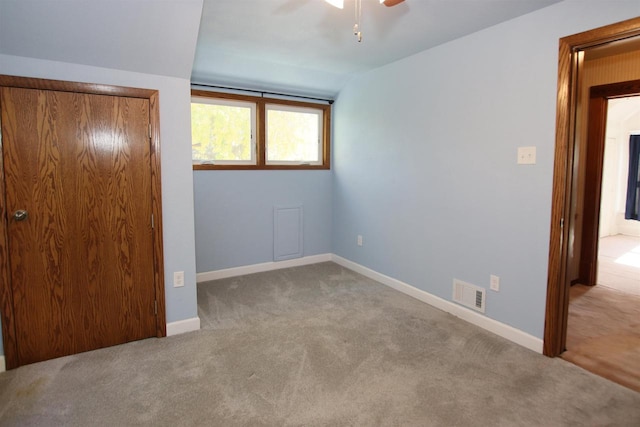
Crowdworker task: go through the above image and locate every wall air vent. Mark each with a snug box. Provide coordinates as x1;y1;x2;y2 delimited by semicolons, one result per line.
452;279;486;313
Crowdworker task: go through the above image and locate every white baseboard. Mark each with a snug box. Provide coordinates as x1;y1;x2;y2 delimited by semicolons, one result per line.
331;255;544;354
193;253;543;353
0;356;5;373
197;253;333;283
166;317;200;336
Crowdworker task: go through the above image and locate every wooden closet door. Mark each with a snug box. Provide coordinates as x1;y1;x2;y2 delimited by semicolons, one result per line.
1;87;157;365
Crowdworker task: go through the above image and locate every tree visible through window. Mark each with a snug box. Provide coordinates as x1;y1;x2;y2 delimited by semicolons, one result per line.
191;98;255;165
191;90;331;170
266;105;322;165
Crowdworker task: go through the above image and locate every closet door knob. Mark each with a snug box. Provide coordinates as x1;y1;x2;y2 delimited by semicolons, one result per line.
13;210;28;221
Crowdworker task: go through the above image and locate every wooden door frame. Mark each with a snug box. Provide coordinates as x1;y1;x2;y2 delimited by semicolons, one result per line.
544;17;640;357
0;75;167;369
577;91;608;286
579;80;640;286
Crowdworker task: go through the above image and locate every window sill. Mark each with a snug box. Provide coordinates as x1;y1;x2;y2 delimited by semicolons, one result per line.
193;164;330;171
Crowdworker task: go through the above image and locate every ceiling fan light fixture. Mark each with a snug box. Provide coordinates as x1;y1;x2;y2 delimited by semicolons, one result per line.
326;0;405;43
325;0;344;9
380;0;405;6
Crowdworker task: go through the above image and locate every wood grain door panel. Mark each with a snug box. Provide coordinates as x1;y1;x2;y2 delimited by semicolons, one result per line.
1;87;156;365
578;95;608;286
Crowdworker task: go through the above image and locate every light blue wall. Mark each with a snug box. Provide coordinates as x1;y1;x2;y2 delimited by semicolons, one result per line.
193;171;332;272
2;1;639;361
0;54;199;358
332;1;640;339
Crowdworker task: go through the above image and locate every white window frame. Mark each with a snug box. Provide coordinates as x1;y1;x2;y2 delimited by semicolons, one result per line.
265;104;324;166
191;96;257;166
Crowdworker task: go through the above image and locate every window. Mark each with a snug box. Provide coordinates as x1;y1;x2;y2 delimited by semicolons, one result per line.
266;104;323;165
191;90;331;170
191;97;256;165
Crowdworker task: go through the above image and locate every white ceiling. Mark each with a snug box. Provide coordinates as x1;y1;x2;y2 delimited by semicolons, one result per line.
0;0;562;98
192;0;561;98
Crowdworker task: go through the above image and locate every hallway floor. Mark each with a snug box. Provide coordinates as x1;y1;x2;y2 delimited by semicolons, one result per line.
563;234;640;392
597;234;640;296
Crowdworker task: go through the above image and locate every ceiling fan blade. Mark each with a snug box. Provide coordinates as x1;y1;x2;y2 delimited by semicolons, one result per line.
381;0;405;7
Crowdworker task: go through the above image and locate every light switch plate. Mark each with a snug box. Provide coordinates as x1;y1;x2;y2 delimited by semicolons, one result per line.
517;146;536;165
173;271;185;287
490;274;500;292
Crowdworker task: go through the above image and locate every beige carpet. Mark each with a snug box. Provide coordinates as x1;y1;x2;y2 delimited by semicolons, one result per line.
0;263;639;425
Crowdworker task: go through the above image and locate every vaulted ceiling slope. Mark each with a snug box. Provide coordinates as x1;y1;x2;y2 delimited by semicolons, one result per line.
0;0;204;79
0;0;561;98
192;0;562;98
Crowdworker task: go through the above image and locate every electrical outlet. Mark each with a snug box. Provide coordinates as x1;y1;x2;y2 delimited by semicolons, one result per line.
517;146;536;165
357;235;363;246
490;274;500;292
173;271;185;288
